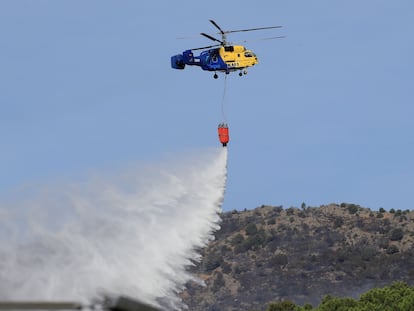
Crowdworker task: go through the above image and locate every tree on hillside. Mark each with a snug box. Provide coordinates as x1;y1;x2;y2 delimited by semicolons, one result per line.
266;300;296;311
269;282;414;311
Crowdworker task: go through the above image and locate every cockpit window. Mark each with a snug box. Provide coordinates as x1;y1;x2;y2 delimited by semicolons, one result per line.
244;51;256;57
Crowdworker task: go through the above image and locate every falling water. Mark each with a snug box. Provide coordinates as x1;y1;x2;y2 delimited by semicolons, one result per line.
0;147;228;310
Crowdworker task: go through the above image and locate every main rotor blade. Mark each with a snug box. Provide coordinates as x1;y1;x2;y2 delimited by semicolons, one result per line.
191;44;221;51
200;32;223;44
209;19;225;34
242;36;286;43
176;35;201;39
226;25;282;34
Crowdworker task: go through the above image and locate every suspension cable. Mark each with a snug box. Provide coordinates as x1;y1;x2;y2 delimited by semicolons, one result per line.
221;74;228;123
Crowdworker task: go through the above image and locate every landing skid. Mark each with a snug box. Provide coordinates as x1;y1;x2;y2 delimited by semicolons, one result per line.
213;70;247;79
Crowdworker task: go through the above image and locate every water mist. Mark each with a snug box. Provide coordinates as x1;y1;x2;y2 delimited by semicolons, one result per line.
0;147;228;310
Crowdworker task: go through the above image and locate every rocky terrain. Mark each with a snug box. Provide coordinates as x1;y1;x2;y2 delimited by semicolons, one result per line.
181;203;414;311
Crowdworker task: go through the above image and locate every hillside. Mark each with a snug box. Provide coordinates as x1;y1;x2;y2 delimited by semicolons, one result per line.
181;203;414;311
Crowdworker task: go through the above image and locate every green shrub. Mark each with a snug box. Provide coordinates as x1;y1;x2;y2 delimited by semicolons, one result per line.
333;217;344;228
203;252;222;271
245;223;258;236
286;207;295;216
266;300;296;311
347;204;359;214
267;218;276;225
234;243;247;254
390;228;404;241
377;237;389;249
386;244;399;254
298;211;306;218
221;261;232;274
361;246;377;261
212;271;225;291
271;253;288;267
231;233;244;245
252;282;414;310
318;296;358;311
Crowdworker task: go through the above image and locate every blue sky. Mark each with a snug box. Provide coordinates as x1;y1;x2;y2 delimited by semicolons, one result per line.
1;1;413;212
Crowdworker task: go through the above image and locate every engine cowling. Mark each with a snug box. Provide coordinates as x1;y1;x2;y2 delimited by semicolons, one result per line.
171;54;185;69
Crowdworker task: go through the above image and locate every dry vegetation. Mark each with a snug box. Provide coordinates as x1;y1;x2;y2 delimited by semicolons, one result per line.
181;203;414;311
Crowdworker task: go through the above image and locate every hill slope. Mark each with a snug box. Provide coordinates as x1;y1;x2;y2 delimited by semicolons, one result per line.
181;203;414;311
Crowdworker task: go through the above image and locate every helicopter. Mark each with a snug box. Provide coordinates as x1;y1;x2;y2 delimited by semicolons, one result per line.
171;19;283;79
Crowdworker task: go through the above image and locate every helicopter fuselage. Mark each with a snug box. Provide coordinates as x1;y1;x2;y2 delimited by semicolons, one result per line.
171;45;258;74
